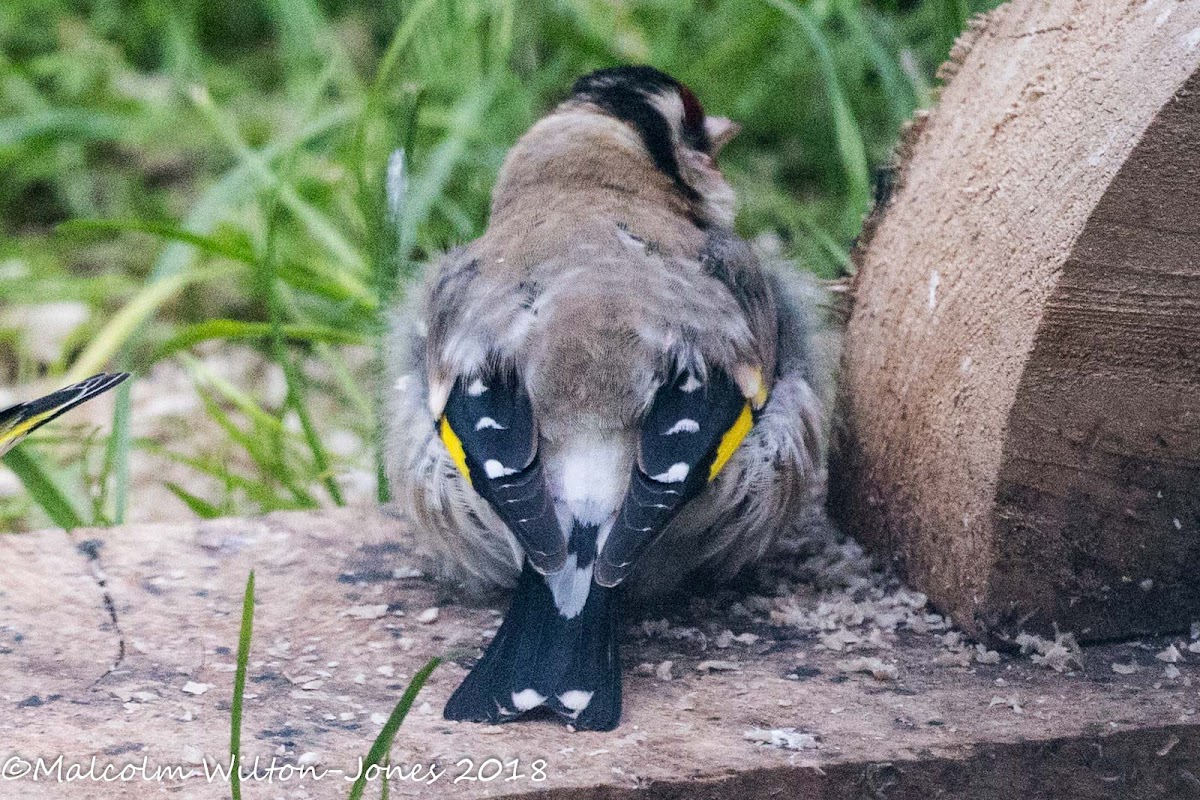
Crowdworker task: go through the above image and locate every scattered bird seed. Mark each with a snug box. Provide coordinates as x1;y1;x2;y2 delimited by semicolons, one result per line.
744;728;818;751
1156;645;1183;663
836;656;898;681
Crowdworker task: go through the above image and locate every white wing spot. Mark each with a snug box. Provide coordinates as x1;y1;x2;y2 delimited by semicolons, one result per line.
484;460;518;479
475;416;505;431
467;378;488;396
680;373;702;393
651;463;689;483
664;418;700;435
511;689;547;711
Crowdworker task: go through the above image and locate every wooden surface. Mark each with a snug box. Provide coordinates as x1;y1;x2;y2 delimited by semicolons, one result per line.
1;507;1198;798
833;0;1200;644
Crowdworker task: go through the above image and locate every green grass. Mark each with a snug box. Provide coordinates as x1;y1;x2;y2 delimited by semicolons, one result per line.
0;0;1001;530
225;569;439;798
230;570;255;800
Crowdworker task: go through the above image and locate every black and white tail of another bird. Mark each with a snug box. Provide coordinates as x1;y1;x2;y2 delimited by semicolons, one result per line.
0;373;129;457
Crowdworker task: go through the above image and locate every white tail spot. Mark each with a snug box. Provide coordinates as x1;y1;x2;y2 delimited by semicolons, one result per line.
558;690;594;713
511;689;547;711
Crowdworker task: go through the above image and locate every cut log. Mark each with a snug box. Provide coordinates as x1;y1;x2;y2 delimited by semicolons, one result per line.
833;0;1200;644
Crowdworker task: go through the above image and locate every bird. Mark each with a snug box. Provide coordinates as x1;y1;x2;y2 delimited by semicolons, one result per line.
0;373;130;457
384;66;830;731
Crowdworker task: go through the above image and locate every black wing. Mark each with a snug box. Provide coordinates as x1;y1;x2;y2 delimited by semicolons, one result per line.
594;366;750;587
439;369;567;574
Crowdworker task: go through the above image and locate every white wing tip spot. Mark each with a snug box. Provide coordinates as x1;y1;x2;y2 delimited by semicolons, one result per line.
511;689;547;711
664;418;700;435
484;459;518;479
651;463;690;483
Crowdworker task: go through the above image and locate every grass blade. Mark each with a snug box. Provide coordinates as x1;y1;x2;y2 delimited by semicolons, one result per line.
346;657;440;800
766;0;872;226
261;183;346;507
58;219;257;264
188;86;366;273
164;482;224;519
152;320;364;364
66;265;241;382
836;0;918;128
102;376;134;524
230;570;256;800
938;0;971;57
1;446;87;530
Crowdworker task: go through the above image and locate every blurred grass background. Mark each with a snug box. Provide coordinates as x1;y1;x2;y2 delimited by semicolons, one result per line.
0;0;1000;531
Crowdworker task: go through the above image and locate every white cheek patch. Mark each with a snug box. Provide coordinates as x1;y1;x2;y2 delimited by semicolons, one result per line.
484;459;518;479
546;554;593;620
511;689;547;711
475;416;506;431
649;91;686;136
651;463;690;483
664;418;699;435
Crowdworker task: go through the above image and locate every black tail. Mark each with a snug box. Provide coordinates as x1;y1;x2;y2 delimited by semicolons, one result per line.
444;561;622;731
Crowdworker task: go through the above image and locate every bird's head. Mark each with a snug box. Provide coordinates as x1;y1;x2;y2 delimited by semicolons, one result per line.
492;65;741;229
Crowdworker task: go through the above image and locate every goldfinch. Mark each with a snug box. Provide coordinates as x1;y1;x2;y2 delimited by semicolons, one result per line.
0;373;129;457
385;66;829;731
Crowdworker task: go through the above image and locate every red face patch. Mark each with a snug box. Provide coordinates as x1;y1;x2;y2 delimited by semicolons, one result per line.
676;83;711;153
677;83;705;133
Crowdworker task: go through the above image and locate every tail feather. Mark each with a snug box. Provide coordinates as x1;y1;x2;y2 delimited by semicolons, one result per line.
0;372;130;457
444;561;621;731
